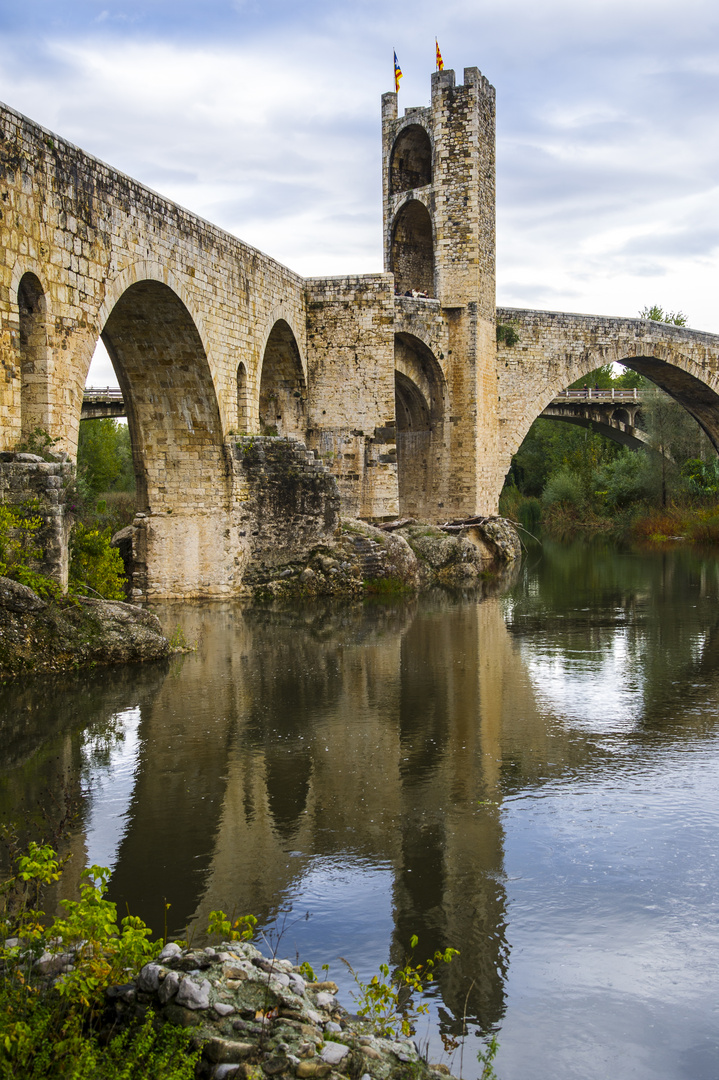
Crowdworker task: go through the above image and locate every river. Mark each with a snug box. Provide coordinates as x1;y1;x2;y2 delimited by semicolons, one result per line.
2;539;719;1079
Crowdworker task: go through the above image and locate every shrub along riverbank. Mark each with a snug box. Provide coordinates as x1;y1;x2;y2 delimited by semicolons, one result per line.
0;842;495;1080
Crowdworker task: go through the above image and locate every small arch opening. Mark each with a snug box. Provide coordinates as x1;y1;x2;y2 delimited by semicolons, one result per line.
391;201;435;297
389;124;432;196
237;361;249;432
18;272;50;438
259;320;306;439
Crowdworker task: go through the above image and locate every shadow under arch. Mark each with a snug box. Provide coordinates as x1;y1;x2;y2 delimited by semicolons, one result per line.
18;271;50;439
391;200;435;297
395;332;447;519
389;124;432;195
258;319;307;439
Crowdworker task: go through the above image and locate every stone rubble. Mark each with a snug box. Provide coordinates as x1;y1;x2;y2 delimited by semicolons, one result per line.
105;940;459;1080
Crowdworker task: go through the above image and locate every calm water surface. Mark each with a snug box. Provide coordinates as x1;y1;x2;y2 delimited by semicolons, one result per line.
2;540;719;1080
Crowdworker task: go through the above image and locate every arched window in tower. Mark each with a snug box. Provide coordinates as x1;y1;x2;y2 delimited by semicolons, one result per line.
18;272;50;438
389;125;432;195
390;200;435;297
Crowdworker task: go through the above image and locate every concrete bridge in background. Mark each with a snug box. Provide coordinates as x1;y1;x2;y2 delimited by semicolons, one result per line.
5;66;719;598
540;388;654;451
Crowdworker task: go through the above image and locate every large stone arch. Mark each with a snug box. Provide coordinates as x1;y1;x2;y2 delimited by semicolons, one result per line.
390;199;435;298
496;309;719;496
99;278;236;599
258;318;307;439
394;332;448;519
389;123;432;196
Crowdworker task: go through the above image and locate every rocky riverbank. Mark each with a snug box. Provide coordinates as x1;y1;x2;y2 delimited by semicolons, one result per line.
105;938;459;1080
0;575;169;677
244;516;522;600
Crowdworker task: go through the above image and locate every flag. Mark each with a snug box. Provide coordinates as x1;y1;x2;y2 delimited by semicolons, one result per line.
394;50;403;93
435;39;444;71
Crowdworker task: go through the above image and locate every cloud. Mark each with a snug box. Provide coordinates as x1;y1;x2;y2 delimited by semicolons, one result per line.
1;0;718;336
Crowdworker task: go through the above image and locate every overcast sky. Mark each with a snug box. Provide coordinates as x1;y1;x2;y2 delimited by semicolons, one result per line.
1;0;718;386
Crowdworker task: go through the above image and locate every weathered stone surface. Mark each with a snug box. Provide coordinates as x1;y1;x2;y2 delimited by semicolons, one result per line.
0;577;169;676
176;976;212;1010
0;575;46;613
319;1042;349;1065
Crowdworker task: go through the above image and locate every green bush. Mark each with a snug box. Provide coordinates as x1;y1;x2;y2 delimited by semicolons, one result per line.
0;503;60;599
69;525;126;600
0;843;200;1080
542;468;585;511
593;450;651;510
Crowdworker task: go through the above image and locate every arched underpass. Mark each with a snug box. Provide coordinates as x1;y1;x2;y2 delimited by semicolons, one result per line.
394;332;447;519
98;279;236;599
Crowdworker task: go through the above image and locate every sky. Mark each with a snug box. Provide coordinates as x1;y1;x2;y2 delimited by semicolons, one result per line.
1;0;718;386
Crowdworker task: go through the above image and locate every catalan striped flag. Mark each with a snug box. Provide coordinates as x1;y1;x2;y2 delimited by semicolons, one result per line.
435;39;444;71
394;50;403;93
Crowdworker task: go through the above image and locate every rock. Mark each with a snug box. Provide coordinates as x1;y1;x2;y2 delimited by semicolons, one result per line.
205;1037;254;1063
295;1062;331;1078
176;976;211;1009
262;1056;288;1075
137;963;163;992
320;1042;350;1065
214;1002;236;1017
15;452;43;463
0;576;47;613
0;577;169;678
158;970;180;1004
159;942;183;961
105;940;462;1080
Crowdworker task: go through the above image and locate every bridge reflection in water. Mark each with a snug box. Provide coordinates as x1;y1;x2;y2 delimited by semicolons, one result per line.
3;543;719;1079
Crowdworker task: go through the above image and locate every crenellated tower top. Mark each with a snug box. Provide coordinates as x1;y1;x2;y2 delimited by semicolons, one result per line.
381;67;496;317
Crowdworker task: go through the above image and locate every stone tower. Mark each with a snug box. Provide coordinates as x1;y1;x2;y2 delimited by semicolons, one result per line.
381;67;499;517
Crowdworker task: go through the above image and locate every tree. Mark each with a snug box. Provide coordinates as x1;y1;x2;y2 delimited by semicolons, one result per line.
639;304;687;327
77;419;134;498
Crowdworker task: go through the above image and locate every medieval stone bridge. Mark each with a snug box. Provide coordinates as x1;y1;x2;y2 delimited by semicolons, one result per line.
3;65;719;597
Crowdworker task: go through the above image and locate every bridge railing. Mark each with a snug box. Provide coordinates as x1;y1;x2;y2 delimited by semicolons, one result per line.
83;387;124;403
553;388;641;402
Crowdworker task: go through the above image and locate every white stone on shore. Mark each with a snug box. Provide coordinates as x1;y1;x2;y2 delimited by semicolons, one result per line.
320;1042;350;1065
176;976;211;1009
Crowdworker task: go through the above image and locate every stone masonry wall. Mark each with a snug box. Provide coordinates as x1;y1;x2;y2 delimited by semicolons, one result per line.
0;453;73;587
305;275;399;520
233;436;340;576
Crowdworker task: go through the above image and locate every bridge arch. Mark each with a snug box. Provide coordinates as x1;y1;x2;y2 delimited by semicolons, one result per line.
496;311;719;495
390;199;435;298
389;123;432;196
258;318;307;439
99;279;228;517
395;332;447;519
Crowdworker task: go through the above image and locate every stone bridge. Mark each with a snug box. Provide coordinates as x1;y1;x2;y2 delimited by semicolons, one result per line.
496;308;719;481
4;65;719;598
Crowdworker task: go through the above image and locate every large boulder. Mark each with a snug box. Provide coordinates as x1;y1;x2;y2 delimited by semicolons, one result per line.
0;576;169;677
